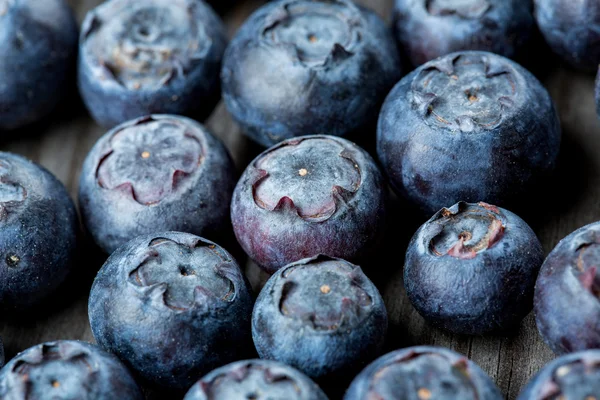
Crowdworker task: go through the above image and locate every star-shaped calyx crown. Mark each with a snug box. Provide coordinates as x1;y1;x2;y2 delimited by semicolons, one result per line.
425;0;492;19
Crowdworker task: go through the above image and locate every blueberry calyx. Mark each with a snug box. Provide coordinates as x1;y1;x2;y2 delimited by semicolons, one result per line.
127;236;238;312
426;202;506;260
425;0;492;19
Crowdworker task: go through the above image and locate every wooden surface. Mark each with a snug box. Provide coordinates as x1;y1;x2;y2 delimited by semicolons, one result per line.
2;0;599;398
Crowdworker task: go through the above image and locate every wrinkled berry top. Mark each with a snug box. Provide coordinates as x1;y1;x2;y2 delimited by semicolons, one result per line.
0;159;26;219
251;137;361;222
81;0;212;90
126;236;239;312
518;351;600;399
425;0;491;18
0;341;142;400
261;0;361;67
95;116;204;205
426;202;505;260
194;360;325;400
411;53;519;132
276;257;374;331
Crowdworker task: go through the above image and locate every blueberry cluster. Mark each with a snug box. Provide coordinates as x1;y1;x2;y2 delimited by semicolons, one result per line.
2;0;600;399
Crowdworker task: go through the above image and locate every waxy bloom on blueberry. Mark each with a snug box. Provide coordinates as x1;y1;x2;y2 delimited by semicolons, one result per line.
0;0;78;130
221;0;401;147
404;202;544;335
378;51;561;214
231;135;388;274
535;221;600;354
344;346;503;400
184;360;328;400
0;341;143;399
88;232;254;390
252;256;387;381
78;0;227;128
79;115;235;254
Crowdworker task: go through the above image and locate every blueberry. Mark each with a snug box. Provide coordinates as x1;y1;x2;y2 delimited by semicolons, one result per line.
0;340;143;399
517;350;600;399
0;0;78;130
0;152;78;311
393;0;535;67
78;0;227;128
534;221;600;355
183;359;328;400
377;51;561;215
79;115;236;254
252;255;387;382
405;202;544;335
231;135;388;274
221;0;401;147
534;0;600;71
88;232;254;390
344;346;503;400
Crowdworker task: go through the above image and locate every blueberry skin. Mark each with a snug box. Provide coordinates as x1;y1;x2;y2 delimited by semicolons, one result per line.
0;340;143;400
0;0;77;130
534;222;600;355
88;232;254;390
221;0;402;147
534;0;600;71
0;152;78;311
231;135;388;274
405;202;544;335
78;0;227;128
252;255;387;381
518;350;600;399
393;0;535;67
79;114;236;254
377;51;561;215
184;359;328;400
344;346;503;400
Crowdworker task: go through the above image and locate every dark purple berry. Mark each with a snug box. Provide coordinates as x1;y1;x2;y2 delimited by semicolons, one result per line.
534;0;600;71
79;115;236;254
344;346;503;400
377;51;561;215
0;152;78;311
405;202;544;335
535;221;600;354
0;341;143;399
517;350;600;399
221;0;401;147
88;232;254;390
184;359;328;400
0;0;78;130
78;0;227;128
252;255;387;381
231;135;388;274
393;0;535;67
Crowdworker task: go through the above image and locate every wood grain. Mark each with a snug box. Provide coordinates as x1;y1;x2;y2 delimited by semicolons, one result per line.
2;0;598;399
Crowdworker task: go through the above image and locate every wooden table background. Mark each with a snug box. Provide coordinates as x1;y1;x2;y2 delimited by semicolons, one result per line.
2;0;599;398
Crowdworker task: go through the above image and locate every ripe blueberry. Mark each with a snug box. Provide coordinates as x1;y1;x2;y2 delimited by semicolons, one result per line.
252;255;387;381
377;51;561;215
535;0;600;71
393;0;535;67
405;202;544;335
0;0;78;130
344;346;503;400
231;135;388;274
78;0;227;128
0;152;78;311
535;221;600;354
88;232;254;390
517;350;600;399
79;115;236;254
184;359;328;400
221;0;402;147
0;341;143;399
